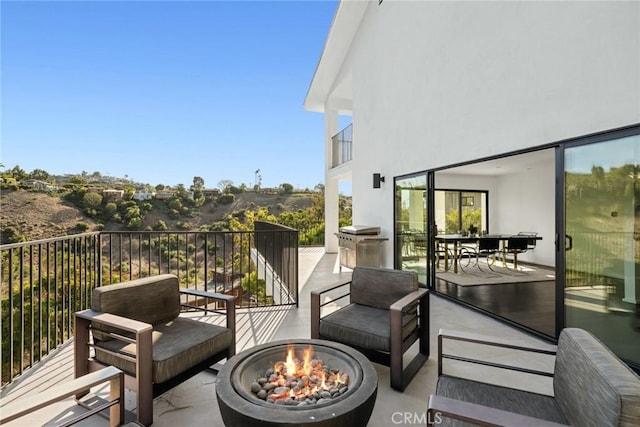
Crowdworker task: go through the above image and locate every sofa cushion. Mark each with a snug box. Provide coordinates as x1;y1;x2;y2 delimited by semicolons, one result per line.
435;375;567;426
91;274;180;341
554;328;640;427
94;317;232;384
350;267;418;309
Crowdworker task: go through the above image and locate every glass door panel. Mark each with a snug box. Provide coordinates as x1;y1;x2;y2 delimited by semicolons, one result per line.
564;135;640;366
395;174;427;284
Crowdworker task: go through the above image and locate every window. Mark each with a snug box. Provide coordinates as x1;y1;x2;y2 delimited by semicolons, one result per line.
435;190;487;235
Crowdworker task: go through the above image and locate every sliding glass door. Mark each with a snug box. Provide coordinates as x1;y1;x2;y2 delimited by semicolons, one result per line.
395;173;427;284
563;133;640;366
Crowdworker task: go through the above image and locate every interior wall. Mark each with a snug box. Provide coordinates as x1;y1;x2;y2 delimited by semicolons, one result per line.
494;161;556;267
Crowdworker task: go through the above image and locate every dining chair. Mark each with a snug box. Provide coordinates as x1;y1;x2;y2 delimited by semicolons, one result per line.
475;237;501;271
505;236;529;270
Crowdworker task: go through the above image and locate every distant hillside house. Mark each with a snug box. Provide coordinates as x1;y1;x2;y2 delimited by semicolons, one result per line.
21;179;57;192
155;190;175;200
133;189;155;201
203;188;221;197
260;187;280;194
99;189;125;200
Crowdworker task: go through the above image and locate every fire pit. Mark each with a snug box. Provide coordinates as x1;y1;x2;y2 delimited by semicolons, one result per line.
216;339;378;427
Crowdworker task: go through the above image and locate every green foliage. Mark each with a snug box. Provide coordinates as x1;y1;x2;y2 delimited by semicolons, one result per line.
76;222;89;232
445;208;481;234
241;271;266;301
82;191;102;208
176;221;191;230
168;209;180;219
218;193;235;204
127;217;142;230
280;183;293;194
154;220;168;231
124;206;141;219
168;199;182;211
227;185;243;195
1;226;25;244
105;202;118;215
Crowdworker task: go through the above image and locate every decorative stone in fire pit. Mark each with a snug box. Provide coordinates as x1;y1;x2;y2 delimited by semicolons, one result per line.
216;339;378;427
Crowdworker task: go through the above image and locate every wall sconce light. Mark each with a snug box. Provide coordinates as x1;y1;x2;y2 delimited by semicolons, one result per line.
373;173;385;189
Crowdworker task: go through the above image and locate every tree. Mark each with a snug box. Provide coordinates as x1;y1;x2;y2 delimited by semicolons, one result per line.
218;179;233;192
192;176;205;191
82;192;103;208
280;183;294;194
68;175;88;186
9;165;27;181
29;168;50;182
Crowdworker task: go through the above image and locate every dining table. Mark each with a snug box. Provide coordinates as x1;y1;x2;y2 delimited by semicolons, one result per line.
435;234;542;273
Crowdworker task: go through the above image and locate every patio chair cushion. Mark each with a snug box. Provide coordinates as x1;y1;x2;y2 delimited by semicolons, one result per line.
435;375;567;426
94;316;232;384
319;303;416;352
554;328;640;427
350;266;418;309
91;274;180;341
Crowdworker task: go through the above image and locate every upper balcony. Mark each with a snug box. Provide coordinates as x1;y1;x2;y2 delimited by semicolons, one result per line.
331;123;352;168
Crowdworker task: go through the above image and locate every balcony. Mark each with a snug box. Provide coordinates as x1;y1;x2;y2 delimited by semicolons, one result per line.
331;123;352;168
0;244;556;426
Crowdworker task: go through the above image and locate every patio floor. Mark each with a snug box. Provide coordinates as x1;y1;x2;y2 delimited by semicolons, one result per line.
0;247;556;426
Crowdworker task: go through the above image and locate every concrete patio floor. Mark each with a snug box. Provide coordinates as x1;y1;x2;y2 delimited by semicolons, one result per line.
1;248;557;426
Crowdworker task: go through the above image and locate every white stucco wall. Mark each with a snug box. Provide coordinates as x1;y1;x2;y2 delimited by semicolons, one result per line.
343;1;639;266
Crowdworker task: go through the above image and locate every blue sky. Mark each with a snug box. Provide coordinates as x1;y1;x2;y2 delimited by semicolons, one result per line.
1;0;340;190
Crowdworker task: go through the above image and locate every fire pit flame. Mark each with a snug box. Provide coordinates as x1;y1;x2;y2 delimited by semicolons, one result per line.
253;345;350;405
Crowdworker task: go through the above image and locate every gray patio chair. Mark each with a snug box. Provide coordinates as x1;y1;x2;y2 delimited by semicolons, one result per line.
311;266;429;391
428;328;640;426
75;274;236;426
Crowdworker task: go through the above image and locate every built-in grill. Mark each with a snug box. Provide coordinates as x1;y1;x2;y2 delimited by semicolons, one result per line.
336;225;388;271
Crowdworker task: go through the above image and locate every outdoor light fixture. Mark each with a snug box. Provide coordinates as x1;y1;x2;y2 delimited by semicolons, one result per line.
373;173;385;189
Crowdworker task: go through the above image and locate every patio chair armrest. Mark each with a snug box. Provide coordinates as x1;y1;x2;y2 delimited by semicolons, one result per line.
179;288;236;355
310;280;352;339
310;279;351;298
180;287;236;304
438;328;557;354
1;366;125;426
74;309;153;397
390;288;429;313
437;328;556;377
427;395;568;427
75;309;153;335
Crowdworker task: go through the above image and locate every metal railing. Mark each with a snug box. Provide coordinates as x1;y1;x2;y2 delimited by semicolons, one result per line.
332;123;352;168
1;225;298;387
566;231;632;287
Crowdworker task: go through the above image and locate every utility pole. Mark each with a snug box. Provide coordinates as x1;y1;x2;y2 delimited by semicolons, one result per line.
254;169;262;190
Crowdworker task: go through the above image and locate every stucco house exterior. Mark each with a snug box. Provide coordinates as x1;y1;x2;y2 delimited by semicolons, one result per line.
305;1;639;368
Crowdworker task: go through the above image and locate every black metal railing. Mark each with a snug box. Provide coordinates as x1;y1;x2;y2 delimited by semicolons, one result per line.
1;224;298;387
332;123;352;168
566;231;631;287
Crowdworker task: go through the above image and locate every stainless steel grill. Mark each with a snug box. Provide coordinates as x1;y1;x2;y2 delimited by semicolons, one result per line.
336;225;388;271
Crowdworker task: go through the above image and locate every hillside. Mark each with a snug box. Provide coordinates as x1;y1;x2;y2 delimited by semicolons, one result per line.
0;189;318;242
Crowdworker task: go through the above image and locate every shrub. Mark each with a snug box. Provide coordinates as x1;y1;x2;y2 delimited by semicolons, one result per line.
154;220;168;231
218;193;235;204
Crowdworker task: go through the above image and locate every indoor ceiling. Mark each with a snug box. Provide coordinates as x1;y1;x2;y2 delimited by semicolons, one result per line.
440;148;555;176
